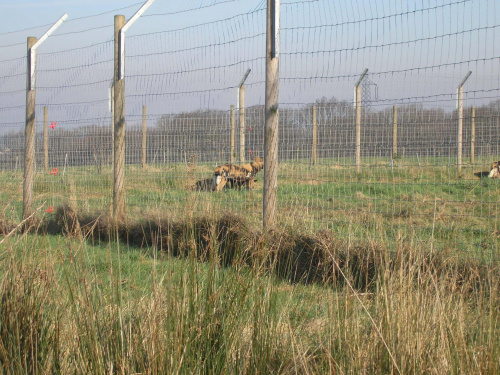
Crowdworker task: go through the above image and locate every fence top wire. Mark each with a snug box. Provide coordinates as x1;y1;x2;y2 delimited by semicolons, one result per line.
1;0;499;121
1;0;500;261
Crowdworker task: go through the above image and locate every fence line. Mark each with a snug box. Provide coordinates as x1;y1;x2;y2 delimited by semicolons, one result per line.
19;104;500;170
0;0;499;261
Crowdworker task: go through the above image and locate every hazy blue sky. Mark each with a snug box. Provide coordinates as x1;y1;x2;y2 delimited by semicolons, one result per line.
0;0;235;34
1;0;499;135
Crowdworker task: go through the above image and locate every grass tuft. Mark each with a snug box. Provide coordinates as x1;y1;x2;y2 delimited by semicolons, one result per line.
0;205;498;373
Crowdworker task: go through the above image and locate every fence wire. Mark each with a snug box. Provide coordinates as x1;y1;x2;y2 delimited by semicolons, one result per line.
1;0;499;261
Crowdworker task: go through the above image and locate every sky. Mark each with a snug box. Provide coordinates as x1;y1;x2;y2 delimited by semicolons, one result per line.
0;0;255;53
1;0;500;136
0;0;234;34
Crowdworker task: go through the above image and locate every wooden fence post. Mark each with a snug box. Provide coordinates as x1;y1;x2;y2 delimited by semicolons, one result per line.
23;15;67;221
457;71;471;174
44;106;49;172
457;90;463;173
113;15;126;221
392;105;398;159
23;36;37;221
230;105;235;164
239;85;245;163
356;85;361;173
263;0;280;230
355;69;368;174
470;106;475;166
312;105;317;165
110;83;114;165
142;105;147;168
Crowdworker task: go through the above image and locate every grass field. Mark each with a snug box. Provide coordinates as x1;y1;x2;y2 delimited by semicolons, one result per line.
1;156;500;373
2;156;499;262
0;218;498;373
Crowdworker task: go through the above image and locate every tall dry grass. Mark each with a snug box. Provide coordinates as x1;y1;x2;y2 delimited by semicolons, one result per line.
0;207;498;374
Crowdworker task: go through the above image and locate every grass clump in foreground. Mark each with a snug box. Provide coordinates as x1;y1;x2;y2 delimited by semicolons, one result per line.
0;207;499;374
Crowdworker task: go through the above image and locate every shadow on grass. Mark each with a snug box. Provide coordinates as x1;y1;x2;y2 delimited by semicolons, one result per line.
0;204;496;295
474;171;491;178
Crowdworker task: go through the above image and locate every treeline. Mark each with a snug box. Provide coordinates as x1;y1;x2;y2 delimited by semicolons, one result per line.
1;99;500;171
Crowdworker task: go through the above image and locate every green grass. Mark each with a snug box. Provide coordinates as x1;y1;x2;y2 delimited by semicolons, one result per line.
1;156;500;261
0;222;498;374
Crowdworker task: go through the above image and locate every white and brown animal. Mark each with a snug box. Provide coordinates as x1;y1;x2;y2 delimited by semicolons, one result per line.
488;161;500;178
213;157;264;192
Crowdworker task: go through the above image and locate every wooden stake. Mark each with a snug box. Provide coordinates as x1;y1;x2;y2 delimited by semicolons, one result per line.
23;36;37;221
230;105;235;164
312;105;317;165
355;69;367;174
44;106;49;172
457;86;464;173
470;106;475;166
263;0;280;230
142;104;147;168
239;85;245;163
457;71;471;174
392;105;398;159
355;84;361;173
113;15;126;222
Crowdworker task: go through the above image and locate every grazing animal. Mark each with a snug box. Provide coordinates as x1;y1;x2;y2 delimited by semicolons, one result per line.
489;161;500;178
213;157;264;192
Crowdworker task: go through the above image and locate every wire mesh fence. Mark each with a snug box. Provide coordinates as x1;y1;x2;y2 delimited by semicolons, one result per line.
1;0;500;261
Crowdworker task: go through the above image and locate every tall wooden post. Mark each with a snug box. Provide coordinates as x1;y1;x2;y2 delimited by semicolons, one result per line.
355;69;367;174
110;83;114;165
457;71;471;174
355;85;361;173
22;15;67;220
44;106;49;172
230;105;235;164
239;85;246;163
312;105;317;165
263;0;280;230
23;36;37;221
457;88;464;173
237;69;251;163
142;104;147;168
392;105;398;159
470;106;475;166
113;15;126;221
